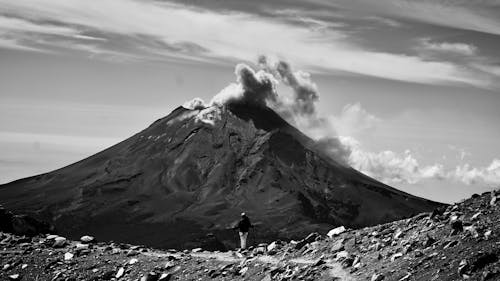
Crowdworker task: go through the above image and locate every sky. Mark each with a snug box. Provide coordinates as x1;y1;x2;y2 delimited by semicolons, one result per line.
0;0;499;203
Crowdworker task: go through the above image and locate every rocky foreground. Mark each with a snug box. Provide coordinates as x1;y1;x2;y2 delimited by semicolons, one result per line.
1;190;500;281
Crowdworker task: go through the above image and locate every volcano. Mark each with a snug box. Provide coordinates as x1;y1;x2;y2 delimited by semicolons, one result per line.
0;103;442;249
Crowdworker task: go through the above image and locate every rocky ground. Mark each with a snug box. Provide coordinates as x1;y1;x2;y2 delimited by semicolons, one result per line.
1;189;500;281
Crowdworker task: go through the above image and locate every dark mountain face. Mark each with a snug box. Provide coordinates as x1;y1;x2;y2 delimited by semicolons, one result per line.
0;104;443;249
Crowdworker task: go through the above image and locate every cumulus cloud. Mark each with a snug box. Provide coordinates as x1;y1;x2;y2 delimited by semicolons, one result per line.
343;139;445;184
342;137;500;186
450;159;500;185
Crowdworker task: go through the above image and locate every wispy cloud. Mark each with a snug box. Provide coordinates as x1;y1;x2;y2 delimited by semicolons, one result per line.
0;0;494;88
321;0;500;36
419;38;478;56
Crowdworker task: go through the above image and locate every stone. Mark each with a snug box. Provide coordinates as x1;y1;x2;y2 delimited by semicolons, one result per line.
239;266;248;275
327;226;346;238
267;241;278;252
52;237;67;248
458;259;469;276
116;267;125;279
159;273;172;280
490;195;497;206
393;228;404;240
64;252;74;261
129;258;139;265
80;235;94;244
443;240;458;249
304;232;321;243
484;230;492;240
46;234;58;240
75;243;89;250
141;272;159;281
464;226;479;238
8;274;20;280
164;261;175;269
391;253;403;262
471;212;482;220
399;272;411;281
191;248;202;253
371;273;385;281
331;239;345;253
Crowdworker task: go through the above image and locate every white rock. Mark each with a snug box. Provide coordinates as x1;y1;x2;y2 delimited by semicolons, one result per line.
394;228;403;239
267;241;278;252
327;226;346;238
471;212;481;220
335;251;349;260
53;237;67;247
159;273;171;280
46;234;58;240
239;266;248;275
8;274;20;280
75;243;89;250
399;272;412;281
115;267;125;279
491;196;497;206
484;230;492;240
80;235;95;243
191;248;202;253
64;252;74;261
21;264;27;270
371;273;384;281
128;258;139;265
391;252;403;262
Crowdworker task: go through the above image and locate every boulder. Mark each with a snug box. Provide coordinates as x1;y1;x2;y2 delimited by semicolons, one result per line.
52;237;67;248
80;235;95;244
327;226;346;238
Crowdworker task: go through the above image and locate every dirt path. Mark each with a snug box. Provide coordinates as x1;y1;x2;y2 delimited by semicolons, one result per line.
188;251;355;280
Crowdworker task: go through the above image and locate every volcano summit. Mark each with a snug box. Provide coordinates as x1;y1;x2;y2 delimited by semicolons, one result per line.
0;100;441;249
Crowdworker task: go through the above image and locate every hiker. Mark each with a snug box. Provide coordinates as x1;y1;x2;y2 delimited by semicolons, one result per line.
234;212;253;250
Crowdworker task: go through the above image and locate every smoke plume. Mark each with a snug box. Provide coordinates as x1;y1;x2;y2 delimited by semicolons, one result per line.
210;63;278;107
184;57;351;164
183;97;207;110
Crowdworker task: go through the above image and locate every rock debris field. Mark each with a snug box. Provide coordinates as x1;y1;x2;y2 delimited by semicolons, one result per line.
1;190;500;281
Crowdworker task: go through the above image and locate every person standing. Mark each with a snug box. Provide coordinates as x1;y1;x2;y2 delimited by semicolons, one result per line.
234;212;252;250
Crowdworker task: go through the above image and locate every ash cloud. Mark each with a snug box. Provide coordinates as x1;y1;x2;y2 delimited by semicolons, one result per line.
257;55;351;164
184;57;351;165
210;63;278;107
183;97;208;110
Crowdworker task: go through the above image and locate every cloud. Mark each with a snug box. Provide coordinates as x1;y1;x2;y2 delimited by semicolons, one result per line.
330;103;381;137
0;0;493;88
322;0;500;36
342;137;500;186
343;139;445;184
451;159;500;185
419;38;478;56
210;63;278;107
183;98;208;110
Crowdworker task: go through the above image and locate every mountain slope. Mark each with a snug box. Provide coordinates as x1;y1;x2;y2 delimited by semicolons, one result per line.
0;103;442;249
